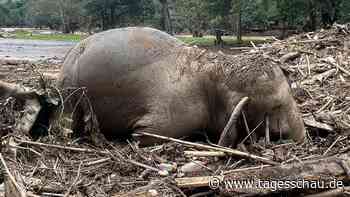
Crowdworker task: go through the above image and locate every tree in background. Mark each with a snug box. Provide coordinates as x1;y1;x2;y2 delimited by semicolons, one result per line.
25;0;80;32
207;0;232;30
57;0;83;33
0;0;26;26
1;0;350;37
83;0;121;31
83;0;152;31
232;0;242;42
303;0;317;32
0;4;9;26
159;0;173;35
318;0;341;28
337;0;350;23
175;0;209;36
139;0;157;26
26;1;56;29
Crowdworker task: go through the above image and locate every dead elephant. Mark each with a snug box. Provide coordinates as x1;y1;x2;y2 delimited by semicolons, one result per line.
58;27;305;147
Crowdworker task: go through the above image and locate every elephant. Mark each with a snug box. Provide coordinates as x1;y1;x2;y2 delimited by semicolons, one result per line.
58;27;305;147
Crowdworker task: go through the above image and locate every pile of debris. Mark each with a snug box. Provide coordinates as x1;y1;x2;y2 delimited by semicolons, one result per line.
1;24;350;197
268;23;350;134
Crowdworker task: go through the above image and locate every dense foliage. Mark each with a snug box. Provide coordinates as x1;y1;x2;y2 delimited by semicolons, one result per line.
0;0;350;36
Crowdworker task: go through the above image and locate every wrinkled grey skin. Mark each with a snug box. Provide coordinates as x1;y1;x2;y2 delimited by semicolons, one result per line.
59;27;305;146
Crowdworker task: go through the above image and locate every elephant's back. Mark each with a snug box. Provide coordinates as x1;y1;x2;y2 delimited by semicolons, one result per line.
59;27;184;88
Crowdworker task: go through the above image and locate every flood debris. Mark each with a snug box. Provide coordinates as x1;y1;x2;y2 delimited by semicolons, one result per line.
1;24;350;196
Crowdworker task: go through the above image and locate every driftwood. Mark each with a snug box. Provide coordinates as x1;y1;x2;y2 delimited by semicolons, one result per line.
184;151;226;157
289;38;338;44
305;186;350;197
322;57;350;76
230;47;253;51
15;139;110;154
135;132;279;165
0;80;42;135
280;52;301;63
15;98;42;136
265;115;270;145
113;189;160;197
176;152;350;195
301;69;337;85
303;118;334;131
1;153;26;197
0;80;37;100
111;179;179;197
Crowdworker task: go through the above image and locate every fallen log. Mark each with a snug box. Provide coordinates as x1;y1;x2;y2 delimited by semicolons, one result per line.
0;80;37;100
305;186;350;197
301;69;337;85
175;152;350;195
0;80;42;135
303;118;334;131
280;52;300;63
113;189;160;197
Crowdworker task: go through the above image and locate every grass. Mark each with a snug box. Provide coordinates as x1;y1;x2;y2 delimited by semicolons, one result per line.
14;30;82;42
177;35;273;46
12;30;272;46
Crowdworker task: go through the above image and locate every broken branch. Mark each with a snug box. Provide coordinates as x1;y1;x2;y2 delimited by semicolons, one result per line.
176;152;350;195
134;132;279;165
184;151;226;157
280;52;300;63
303;118;334;131
0;80;37;100
0;153;26;197
15;139;109;154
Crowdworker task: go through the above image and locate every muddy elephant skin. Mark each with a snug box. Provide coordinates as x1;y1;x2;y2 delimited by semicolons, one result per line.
58;27;305;146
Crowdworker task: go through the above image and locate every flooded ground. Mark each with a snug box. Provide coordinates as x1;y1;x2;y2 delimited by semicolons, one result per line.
0;38;76;61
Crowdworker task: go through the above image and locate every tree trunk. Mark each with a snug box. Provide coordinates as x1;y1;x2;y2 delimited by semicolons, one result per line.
101;8;107;30
110;6;116;29
303;0;317;32
58;0;68;33
319;0;340;28
160;0;173;35
280;19;287;39
236;0;242;43
309;0;317;31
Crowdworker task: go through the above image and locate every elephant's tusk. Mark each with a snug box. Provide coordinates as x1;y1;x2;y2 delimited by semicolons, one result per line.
218;96;249;147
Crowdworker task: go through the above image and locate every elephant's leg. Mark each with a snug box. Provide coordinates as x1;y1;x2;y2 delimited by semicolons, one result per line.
131;109;206;146
131;116;178;145
71;102;85;138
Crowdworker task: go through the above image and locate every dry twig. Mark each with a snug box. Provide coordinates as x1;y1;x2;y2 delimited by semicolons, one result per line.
135;132;279;165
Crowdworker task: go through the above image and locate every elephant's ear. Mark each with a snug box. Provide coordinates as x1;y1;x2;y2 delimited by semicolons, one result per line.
278;65;292;87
